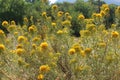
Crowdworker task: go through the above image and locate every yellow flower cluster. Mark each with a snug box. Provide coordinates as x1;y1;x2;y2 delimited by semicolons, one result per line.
42;12;47;17
40;42;48;50
0;30;5;37
52;5;58;10
18;36;27;43
28;25;37;33
68;48;76;55
57;11;63;17
57;30;63;34
111;31;119;38
39;65;50;72
2;21;9;27
78;14;85;20
38;74;44;80
16;48;25;55
0;44;5;52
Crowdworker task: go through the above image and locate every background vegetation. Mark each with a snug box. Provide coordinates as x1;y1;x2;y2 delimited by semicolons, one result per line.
0;0;119;36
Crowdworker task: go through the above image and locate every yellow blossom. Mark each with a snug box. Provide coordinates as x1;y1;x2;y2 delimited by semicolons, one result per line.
80;30;91;37
62;20;71;26
2;21;8;27
100;10;105;17
72;44;82;52
18;36;27;43
65;12;70;16
78;14;85;20
14;32;18;36
32;44;37;49
39;65;50;72
16;44;23;49
38;74;44;80
42;12;47;17
11;20;16;25
0;30;5;37
16;48;25;55
85;48;92;54
86;24;96;31
96;14;102;18
57;30;63;34
0;44;5;52
67;16;72;20
68;48;76;55
40;42;48;50
28;25;37;33
32;37;41;43
52;5;58;10
112;31;119;38
51;22;56;27
111;24;116;29
80;50;86;57
57;11;63;17
115;6;120;17
23;17;28;23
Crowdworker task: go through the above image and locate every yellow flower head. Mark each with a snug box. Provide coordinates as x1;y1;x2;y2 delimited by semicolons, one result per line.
69;59;77;64
18;36;27;43
92;13;97;18
11;20;16;25
101;4;109;10
78;14;85;20
39;65;50;72
62;20;71;26
32;37;41;43
72;44;82;52
14;32;18;36
86;24;96;31
68;48;76;55
100;10;105;17
38;74;44;80
57;11;63;17
51;22;56;27
67;16;72;20
57;30;63;34
115;6;120;18
65;12;70;16
111;24;116;29
16;44;23;49
96;14;102;18
85;48;92;54
32;44;37;49
52;5;58;10
23;17;28;23
104;8;109;13
16;48;25;55
2;21;9;27
28;25;37;33
80;30;91;37
80;50;86;57
40;42;48;50
112;31;119;38
0;30;5;37
0;44;5;52
42;12;47;17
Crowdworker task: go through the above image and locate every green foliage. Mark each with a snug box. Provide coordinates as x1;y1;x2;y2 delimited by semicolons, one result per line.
0;0;27;24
